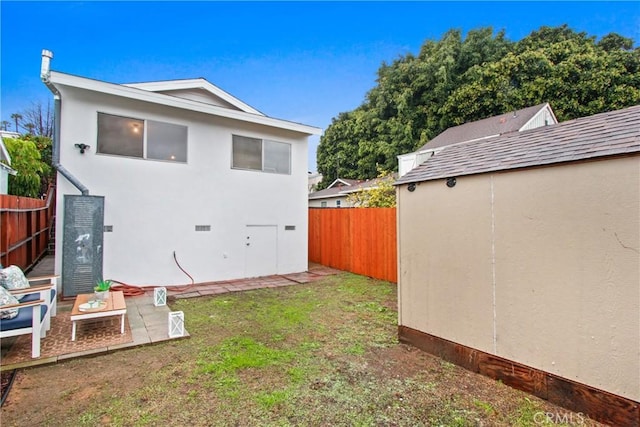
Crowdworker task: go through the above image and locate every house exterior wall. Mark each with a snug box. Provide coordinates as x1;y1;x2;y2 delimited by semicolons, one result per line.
54;85;309;286
397;156;640;401
308;196;351;208
0;169;8;194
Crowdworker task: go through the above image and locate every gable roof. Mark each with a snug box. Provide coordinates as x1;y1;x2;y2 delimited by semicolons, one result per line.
47;71;322;136
123;78;264;115
418;103;554;151
308;178;363;200
396;105;640;185
309;175;396;200
327;178;362;188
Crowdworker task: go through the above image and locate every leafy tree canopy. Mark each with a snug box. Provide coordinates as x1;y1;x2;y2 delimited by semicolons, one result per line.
316;25;639;190
4;137;52;198
346;169;396;208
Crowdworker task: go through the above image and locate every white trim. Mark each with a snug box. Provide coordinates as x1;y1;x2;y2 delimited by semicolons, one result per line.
327;178;358;188
124;78;264;115
0;162;17;175
49;71;322;136
518;103;558;131
0;138;13;164
308;192;347;201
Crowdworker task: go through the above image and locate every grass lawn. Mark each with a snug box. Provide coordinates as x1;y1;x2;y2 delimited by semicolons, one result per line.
0;273;601;426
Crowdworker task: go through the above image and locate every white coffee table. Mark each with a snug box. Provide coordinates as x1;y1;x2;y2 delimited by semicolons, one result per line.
70;291;127;341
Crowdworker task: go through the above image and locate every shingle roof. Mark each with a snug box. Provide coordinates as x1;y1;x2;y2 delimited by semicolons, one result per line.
308;185;350;200
309;175;396;200
396;105;640;185
308;179;362;200
417;103;550;151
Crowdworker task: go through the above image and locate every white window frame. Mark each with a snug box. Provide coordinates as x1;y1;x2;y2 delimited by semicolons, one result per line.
97;112;188;163
231;134;291;175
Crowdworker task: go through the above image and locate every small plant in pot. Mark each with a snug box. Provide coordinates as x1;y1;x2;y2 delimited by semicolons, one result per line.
94;279;112;301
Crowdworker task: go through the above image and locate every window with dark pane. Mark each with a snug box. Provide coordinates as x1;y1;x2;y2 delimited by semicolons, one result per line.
232;135;262;170
147;120;188;162
97;113;143;158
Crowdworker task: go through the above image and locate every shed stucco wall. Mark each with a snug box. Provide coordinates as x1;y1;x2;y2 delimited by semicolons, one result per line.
397;156;640;401
54;85;309;286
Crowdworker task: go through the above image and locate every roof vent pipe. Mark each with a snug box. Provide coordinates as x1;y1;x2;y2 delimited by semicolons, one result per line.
41;49;53;79
40;49;90;195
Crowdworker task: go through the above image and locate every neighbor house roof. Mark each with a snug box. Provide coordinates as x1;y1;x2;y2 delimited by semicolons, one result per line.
309;176;396;200
396;104;640;185
308;178;363;200
47;71;322;136
418;103;554;151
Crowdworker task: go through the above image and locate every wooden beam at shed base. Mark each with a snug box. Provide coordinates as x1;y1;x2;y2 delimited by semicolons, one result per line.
398;325;639;427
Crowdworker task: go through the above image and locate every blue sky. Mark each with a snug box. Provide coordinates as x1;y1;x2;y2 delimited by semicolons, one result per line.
1;1;639;172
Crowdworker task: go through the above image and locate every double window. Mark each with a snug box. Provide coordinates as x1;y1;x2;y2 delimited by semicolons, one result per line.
97;112;188;163
232;135;291;175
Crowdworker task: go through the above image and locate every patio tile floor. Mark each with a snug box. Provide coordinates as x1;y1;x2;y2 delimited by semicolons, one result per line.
0;256;339;371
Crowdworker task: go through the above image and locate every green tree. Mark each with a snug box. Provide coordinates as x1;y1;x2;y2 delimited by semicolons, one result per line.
442;29;640;122
10;113;22;133
316;25;639;183
3;137;51;198
317;27;513;185
23;123;35;135
22;134;55;194
346;169;396;208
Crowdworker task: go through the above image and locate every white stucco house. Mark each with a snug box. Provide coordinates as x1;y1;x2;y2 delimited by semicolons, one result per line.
40;50;321;289
0;131;19;194
397;103;557;177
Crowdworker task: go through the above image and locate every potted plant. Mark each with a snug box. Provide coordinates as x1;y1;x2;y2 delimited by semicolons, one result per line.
94;279;112;301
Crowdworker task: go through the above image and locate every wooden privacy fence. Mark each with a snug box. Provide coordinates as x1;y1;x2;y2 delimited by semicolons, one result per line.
0;186;55;271
309;207;397;283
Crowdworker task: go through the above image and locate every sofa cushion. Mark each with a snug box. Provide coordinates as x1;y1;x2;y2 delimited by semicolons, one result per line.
0;265;30;290
0;286;20;319
19;289;56;304
0;303;47;330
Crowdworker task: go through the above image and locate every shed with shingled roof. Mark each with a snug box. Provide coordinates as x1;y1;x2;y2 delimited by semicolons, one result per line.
395;105;640;423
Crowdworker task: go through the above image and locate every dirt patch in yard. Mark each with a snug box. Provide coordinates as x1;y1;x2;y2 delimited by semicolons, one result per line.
1;274;607;426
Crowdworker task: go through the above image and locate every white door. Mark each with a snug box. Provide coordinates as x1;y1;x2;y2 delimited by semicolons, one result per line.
245;225;277;278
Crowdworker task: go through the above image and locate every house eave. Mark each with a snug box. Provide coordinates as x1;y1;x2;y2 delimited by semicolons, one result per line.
395;151;640;186
49;71;322;136
308;193;345;200
0;162;17;175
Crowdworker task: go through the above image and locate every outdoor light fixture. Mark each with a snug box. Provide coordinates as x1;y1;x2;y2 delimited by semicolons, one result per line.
446;177;457;188
74;143;90;154
407;183;416;192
